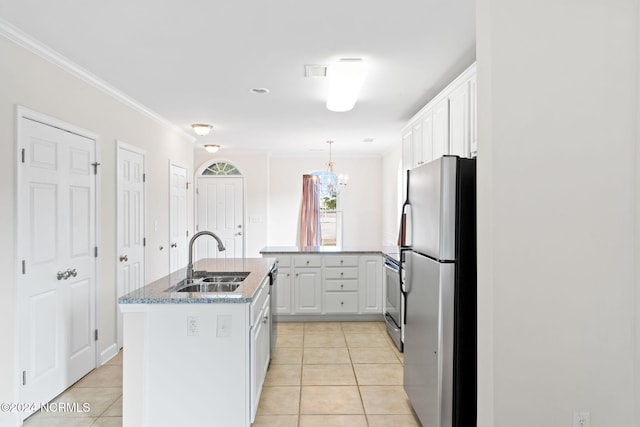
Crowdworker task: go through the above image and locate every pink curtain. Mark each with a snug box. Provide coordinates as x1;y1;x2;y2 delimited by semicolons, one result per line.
299;175;322;247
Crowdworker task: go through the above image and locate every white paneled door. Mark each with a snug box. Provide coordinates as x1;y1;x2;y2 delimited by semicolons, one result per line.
196;177;244;260
18;114;97;420
116;143;145;348
169;163;188;272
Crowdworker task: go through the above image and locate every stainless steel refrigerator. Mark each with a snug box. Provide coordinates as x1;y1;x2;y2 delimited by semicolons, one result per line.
402;156;476;427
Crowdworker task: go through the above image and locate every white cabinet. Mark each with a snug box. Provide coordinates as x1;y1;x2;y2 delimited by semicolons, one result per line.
324;255;359;314
359;255;383;313
421;112;434;165
432;98;450;159
250;294;270;422
262;252;384;318
469;74;477;156
449;80;471;158
293;266;322;314
401;62;476;170
274;255;292;314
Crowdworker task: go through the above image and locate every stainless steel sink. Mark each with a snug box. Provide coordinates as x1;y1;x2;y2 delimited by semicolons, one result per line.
176;283;240;293
166;271;249;293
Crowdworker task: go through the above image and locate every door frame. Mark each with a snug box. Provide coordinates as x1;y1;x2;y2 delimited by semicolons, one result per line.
195;160;246;259
15;105;101;415
116;140;146;349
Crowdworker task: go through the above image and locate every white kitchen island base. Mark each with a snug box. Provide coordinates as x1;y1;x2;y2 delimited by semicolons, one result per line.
121;303;251;427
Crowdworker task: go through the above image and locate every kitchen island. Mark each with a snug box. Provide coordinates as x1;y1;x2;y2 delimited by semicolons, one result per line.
118;257;275;427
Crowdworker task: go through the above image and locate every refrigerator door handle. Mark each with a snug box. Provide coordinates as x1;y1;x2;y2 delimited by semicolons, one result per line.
403;253;412;294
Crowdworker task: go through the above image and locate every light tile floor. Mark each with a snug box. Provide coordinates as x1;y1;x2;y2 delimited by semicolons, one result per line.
23;321;420;427
23;351;122;426
254;321;421;427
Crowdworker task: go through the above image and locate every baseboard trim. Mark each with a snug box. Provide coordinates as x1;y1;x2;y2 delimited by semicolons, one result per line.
99;342;119;366
277;314;384;322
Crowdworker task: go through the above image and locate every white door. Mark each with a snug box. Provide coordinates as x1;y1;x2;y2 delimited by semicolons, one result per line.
116;143;145;348
18;115;97;418
196;176;244;259
169;163;188;272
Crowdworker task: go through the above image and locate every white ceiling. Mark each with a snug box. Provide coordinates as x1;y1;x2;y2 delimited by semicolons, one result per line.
0;0;476;156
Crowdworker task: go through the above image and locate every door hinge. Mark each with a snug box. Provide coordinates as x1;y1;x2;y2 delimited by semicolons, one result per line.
91;162;100;175
21;148;25;163
143;173;146;183
186;182;190;190
94;247;98;257
196;188;199;195
94;329;99;341
143;237;147;247
22;371;26;386
186;230;188;237
21;260;26;275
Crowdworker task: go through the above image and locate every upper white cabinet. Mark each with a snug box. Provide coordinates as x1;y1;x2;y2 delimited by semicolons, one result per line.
449;80;470;158
402;62;476;170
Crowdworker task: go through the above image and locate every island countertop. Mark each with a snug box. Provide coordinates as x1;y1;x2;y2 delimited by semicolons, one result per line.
118;257;275;304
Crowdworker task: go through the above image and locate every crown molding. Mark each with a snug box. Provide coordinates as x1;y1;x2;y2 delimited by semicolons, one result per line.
0;17;196;143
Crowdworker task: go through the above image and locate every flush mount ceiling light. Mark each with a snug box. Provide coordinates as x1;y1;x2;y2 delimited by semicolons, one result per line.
326;58;367;112
204;144;220;153
191;123;213;136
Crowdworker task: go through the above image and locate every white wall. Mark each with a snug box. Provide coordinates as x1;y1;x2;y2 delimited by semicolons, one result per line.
381;144;402;246
0;35;193;425
476;0;639;425
268;155;383;248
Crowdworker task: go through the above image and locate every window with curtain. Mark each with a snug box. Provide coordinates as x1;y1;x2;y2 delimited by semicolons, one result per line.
298;171;343;247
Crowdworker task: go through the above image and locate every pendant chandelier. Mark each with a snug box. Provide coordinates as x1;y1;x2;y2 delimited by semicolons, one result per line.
316;141;348;198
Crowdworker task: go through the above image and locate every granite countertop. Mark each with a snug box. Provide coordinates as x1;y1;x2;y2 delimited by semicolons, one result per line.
118;257;275;304
260;245;402;263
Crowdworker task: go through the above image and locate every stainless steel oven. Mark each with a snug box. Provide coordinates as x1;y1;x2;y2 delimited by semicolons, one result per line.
384;256;403;352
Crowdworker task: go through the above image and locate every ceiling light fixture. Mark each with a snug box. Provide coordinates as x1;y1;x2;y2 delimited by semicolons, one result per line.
326;58;366;112
204;144;220;153
191;123;213;136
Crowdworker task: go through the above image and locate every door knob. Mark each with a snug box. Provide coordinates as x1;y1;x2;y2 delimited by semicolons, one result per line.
57;271;69;280
170;243;177;248
119;255;128;262
67;268;77;277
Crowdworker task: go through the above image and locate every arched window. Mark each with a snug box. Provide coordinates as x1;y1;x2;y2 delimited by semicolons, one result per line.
201;162;241;176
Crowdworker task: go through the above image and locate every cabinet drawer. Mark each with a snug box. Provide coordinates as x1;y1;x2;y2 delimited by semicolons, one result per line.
324;279;359;292
274;255;291;267
294;256;322;268
324;292;358;313
251;277;269;326
324;255;358;267
324;267;358;279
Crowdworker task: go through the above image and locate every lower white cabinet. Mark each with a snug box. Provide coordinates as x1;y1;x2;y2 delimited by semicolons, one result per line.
250;296;270;422
276;267;292;314
359;256;383;313
266;253;383;317
294;267;322;313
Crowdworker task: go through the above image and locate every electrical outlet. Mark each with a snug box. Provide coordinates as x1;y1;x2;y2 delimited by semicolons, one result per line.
573;411;590;427
217;315;232;337
187;316;199;336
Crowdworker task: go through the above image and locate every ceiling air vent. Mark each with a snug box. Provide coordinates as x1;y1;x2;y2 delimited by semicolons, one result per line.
305;64;328;78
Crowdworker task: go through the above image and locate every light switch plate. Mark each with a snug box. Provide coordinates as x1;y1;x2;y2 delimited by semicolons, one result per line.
187;316;199;336
573;411;590;427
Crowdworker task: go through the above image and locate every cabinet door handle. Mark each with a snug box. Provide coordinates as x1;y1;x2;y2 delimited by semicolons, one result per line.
67;268;77;278
170;243;177;248
119;255;128;262
57;271;69;280
262;315;269;324
340;284;344;288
